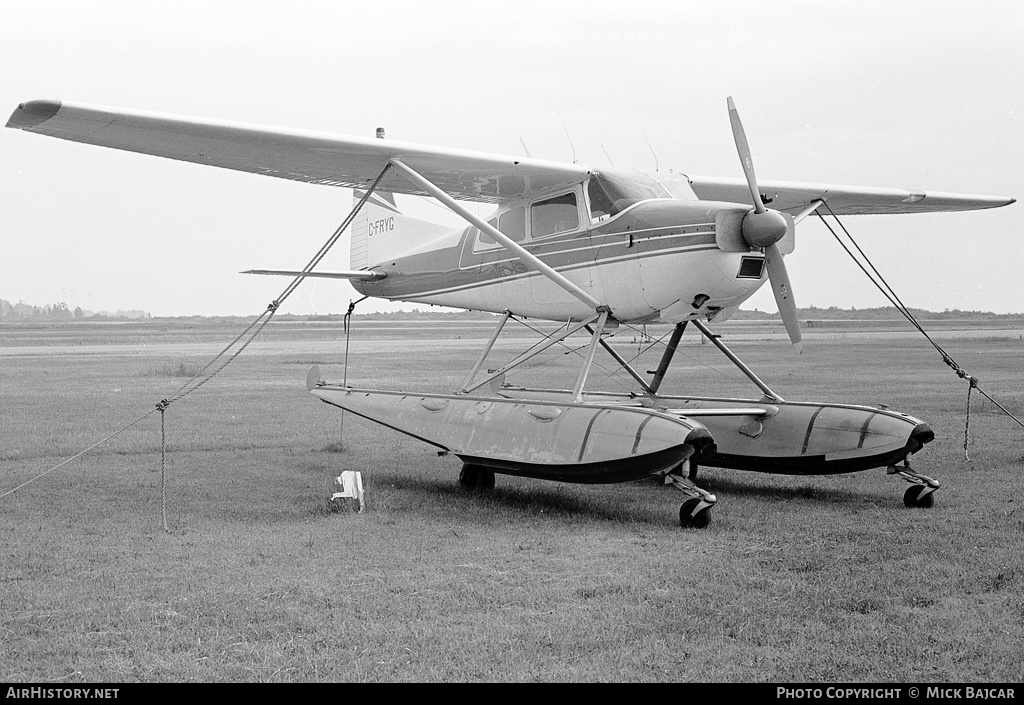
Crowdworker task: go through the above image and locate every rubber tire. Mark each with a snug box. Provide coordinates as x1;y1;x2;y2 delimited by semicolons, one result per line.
459;463;495;492
679;498;711;529
903;485;935;508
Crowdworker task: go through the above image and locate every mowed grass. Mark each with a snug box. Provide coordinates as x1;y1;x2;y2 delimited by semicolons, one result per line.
1;320;1023;682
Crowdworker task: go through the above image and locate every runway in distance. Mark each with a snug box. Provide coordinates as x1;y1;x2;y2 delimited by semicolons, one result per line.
7;97;1015;527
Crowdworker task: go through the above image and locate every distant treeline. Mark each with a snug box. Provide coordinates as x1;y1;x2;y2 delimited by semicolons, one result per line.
732;306;1023;321
2;299;1020;323
296;309;500;322
0;298;150;320
285;306;1024;323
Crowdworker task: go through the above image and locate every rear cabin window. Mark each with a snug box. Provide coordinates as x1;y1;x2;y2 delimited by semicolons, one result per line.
476;206;526;248
531;193;579;238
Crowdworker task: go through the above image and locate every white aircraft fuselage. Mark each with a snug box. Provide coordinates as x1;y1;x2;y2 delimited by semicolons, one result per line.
350;169;777;324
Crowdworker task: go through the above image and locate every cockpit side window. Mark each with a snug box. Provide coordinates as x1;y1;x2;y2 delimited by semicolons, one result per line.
587;177;617;221
531;192;579;238
587;170;670;221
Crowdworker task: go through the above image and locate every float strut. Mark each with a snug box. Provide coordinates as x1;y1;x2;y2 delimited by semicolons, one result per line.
648;322;687;394
587;325;655;394
572;309;609;402
457;310;512;394
692;319;783;402
462;312;604;395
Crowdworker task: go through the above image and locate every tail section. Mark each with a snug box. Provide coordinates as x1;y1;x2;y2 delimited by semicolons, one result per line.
351;191;453;270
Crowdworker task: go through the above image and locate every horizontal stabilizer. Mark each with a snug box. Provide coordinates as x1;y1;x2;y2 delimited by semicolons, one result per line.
242;269;386;280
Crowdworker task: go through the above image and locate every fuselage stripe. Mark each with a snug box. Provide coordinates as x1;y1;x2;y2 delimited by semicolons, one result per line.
462;231;716;270
380;243;720;301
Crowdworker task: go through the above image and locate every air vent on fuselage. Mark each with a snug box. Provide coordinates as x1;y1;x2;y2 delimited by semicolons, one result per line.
737;256;766;279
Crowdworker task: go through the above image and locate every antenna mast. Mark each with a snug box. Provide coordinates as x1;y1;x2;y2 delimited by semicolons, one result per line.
643;131;659;172
558;113;577;164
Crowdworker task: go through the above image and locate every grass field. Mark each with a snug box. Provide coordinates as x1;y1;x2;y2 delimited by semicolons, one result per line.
1;317;1022;682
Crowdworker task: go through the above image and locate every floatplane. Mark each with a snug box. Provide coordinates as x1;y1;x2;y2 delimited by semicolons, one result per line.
7;98;1014;527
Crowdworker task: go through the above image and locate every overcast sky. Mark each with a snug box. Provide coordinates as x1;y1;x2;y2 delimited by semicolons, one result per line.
2;0;1021;316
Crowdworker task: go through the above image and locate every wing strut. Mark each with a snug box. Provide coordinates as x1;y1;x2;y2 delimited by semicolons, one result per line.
387;158;605;313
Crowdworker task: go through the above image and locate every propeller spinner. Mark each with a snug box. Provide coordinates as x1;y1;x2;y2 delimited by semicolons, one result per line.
727;97;802;353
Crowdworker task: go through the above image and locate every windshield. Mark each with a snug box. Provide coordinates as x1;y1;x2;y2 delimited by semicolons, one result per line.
587;169;670;220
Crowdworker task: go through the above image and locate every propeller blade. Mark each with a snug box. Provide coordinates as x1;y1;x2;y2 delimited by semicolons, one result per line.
765;243;802;353
727;96;766;214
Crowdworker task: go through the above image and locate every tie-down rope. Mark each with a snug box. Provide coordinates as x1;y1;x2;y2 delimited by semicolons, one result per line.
815;203;1023;459
2;164;392;520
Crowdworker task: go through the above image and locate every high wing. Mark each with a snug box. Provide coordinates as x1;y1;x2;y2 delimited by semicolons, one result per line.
686;175;1014;215
7;100;1014;214
6;100;590;203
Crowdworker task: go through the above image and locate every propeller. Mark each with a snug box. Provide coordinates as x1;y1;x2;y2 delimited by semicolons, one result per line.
727;97;802;353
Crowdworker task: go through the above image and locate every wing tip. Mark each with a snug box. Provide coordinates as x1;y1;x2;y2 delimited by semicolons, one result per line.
938;194;1017;211
7;100;62;130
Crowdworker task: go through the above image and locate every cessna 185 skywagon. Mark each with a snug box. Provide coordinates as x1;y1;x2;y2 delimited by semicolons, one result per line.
7;98;1015;527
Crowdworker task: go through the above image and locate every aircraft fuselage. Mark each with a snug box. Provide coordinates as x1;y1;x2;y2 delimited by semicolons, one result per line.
354;197;770;323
